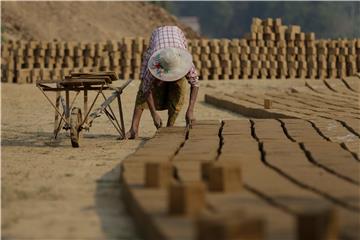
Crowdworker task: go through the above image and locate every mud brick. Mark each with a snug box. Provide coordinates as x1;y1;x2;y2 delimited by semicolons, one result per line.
275;32;285;41
259;68;268;79
231;68;241;79
249;46;258;54
328;47;339;55
121;70;131;80
251;60;261;69
327;69;337;78
168;182;206;217
261;61;270;69
297;54;306;62
241;60;250;68
286;54;296;62
252;17;262;26
202;60;212;69
267;47;277;55
200;69;209;80
337;68;346;78
305;32;315;41
278;61;287;69
264;99;272;109
318;69;327;79
191;46;200;56
222;67;232;75
273;17;282;26
40;69;51;80
269;69;277;79
278;68;288;78
297;207;338;240
265;40;274;48
209;42;220;54
269;61;278;69
50;69;61;80
245;33;257;41
264;33;275;41
259;54;267;62
295;33;305;41
250;24;260;33
308;68;317;78
241;67;250;79
263;18;273;27
145;162;173;188
31;69;41;83
131;55;142;67
295;39;304;47
17;69;31;83
231;57;240;68
288;67;297;78
255;40;264;48
229;46;240;55
277;47;286;56
196;211;265;240
274;25;286;34
285;32;296;41
298;61;307;69
3;69;14;83
338;55;346;64
277;40;287;48
207;162;242;192
348;46;356;55
339;47;348;55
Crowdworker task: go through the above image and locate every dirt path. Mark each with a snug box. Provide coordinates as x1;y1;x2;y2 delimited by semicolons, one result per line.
1;81;242;239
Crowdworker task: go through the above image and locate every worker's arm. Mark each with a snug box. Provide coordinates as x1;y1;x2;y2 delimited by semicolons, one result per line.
146;90;162;128
186;85;199;126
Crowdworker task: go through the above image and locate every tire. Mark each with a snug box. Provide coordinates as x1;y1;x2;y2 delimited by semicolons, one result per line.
70;107;82;148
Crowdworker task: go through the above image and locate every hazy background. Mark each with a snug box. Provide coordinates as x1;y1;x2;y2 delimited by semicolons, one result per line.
155;1;360;39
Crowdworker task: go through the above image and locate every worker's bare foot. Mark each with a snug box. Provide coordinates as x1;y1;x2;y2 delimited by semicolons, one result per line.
125;128;138;139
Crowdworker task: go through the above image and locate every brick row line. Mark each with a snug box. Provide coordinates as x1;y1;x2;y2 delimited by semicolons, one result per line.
120;120;359;239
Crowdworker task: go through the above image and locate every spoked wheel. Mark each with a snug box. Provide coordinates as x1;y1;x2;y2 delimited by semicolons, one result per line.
70;107;82;148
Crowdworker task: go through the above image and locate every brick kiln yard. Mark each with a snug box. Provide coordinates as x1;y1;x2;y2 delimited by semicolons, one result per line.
2;77;359;239
2;15;360;240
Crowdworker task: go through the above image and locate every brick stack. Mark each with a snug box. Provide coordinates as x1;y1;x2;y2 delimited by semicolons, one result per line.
1;18;359;83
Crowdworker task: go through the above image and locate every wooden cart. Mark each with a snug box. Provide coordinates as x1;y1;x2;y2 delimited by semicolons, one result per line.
36;72;132;147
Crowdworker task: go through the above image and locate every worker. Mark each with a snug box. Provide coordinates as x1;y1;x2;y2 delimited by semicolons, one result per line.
126;26;199;139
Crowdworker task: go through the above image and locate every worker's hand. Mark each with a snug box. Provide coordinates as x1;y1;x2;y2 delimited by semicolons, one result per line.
152;112;163;129
185;109;195;128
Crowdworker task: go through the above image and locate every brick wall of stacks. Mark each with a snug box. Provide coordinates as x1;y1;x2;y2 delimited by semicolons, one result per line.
1;18;359;83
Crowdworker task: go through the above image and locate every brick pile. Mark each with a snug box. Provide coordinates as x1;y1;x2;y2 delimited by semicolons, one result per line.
1;18;359;83
1;37;149;83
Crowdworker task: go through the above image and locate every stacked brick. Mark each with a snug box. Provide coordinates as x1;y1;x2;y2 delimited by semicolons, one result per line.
0;38;149;83
1;18;359;83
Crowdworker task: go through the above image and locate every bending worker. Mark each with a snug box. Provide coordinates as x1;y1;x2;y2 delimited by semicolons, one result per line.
126;26;199;139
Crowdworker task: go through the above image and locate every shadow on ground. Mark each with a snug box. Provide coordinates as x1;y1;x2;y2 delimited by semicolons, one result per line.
95;145;144;239
1;131;121;148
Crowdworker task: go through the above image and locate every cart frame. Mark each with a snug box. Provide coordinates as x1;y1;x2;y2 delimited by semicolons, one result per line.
36;73;132;147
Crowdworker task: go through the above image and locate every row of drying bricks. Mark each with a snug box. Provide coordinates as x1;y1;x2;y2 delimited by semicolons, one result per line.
121;120;359;239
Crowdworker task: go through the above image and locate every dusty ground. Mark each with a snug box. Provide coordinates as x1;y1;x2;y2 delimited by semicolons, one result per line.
1;80;243;239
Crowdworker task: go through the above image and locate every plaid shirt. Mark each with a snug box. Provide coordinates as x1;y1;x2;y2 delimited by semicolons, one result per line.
140;26;199;94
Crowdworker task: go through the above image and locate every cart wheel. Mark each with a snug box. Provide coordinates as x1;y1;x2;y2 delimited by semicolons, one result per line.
70;107;82;148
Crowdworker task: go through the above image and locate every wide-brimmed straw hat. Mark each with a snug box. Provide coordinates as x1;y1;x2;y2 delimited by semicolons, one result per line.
148;47;193;82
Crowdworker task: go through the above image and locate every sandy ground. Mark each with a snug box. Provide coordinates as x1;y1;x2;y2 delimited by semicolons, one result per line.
1;80;243;239
1;2;198;42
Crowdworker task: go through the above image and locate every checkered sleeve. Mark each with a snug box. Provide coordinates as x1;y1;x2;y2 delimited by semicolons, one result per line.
186;63;200;87
140;33;156;94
